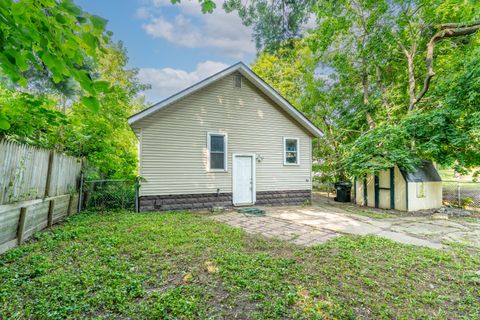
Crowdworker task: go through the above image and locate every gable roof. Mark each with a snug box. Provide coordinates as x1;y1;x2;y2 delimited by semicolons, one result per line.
400;161;442;182
128;62;323;137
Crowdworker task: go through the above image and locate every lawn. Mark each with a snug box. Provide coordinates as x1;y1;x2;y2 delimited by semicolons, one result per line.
340;205;398;219
438;168;479;182
0;211;479;319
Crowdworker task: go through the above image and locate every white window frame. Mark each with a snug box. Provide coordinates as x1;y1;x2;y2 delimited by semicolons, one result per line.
207;132;228;172
283;137;300;166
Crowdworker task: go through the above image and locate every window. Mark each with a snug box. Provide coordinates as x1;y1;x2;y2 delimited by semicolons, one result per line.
416;181;425;198
234;74;242;88
284;137;299;165
208;132;227;171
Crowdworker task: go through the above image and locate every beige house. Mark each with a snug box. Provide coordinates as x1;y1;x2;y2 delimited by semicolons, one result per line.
354;161;442;211
128;62;323;211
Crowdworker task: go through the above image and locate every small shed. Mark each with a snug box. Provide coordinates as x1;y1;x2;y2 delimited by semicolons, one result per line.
354;161;442;211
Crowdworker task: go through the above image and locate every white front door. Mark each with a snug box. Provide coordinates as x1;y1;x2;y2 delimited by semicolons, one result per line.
232;155;255;205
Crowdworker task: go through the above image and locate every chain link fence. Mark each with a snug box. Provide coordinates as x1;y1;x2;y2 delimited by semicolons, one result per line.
312;180;337;201
79;178;139;212
443;181;480;211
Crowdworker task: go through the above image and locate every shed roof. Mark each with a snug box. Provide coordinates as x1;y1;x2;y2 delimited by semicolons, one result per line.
400;161;442;182
127;62;323;137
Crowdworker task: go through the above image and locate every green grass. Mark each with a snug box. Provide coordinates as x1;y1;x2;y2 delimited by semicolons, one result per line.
1;211;479;319
341;206;397;219
439;168;480;182
453;216;480;224
443;180;480;190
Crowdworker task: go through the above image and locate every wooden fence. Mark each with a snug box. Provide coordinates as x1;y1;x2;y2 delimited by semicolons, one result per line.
0;140;82;254
0;140;81;204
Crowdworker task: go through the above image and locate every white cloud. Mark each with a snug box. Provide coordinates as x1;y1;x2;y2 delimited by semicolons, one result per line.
138;60;229;102
139;0;255;59
135;6;152;19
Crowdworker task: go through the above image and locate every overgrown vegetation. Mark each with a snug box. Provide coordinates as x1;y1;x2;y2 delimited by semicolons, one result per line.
3;0;479;181
239;0;480;181
0;0;147;179
1;211;479;319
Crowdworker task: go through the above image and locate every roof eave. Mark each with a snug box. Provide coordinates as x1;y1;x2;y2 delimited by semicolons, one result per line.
127;62;244;126
128;62;323;138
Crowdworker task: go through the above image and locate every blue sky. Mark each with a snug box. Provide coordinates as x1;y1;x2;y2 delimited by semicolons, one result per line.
75;0;256;103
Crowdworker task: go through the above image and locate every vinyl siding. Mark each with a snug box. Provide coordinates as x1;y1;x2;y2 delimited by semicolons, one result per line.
132;73;313;196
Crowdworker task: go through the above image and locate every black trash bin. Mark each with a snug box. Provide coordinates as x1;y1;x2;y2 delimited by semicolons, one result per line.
334;182;352;202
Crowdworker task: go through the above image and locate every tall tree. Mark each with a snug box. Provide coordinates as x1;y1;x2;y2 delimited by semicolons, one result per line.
205;0;480;177
223;0;314;50
312;0;480;175
0;0;111;129
63;43;149;179
0;41;148;178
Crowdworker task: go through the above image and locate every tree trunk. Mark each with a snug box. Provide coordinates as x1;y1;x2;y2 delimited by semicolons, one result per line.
410;21;480;110
398;40;417;111
362;66;375;129
406;53;416;109
375;65;390;118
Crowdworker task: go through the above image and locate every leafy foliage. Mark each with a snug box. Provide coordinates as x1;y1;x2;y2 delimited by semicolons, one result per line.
0;88;67;147
219;0;480;178
62;43;148;179
251;40;316;107
0;2;148;179
223;0;314;51
343;125;420;177
0;0;111;124
405;44;480;171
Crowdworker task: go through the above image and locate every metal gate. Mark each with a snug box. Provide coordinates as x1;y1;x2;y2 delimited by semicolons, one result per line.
79;176;139;212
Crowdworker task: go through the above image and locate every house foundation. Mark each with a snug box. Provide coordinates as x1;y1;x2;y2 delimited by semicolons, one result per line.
139;190;311;212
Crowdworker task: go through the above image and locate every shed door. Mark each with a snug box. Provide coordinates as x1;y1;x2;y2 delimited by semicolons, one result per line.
233;155;254;205
376;168;395;209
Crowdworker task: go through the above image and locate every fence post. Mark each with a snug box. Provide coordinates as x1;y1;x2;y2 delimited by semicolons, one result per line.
457;182;461;207
135;177;140;213
17;207;27;245
67;194;74;216
48;199;55;228
44;150;55;198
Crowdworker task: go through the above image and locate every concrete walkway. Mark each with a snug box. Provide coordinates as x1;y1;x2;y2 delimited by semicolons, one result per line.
211;202;480;249
212;212;339;246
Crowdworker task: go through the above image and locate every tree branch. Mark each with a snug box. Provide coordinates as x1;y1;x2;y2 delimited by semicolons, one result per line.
439;21;480;30
409;23;480;111
375;65;390;118
397;39;417;108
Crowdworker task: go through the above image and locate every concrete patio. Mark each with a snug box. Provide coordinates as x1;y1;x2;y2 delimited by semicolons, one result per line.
210;200;480;249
